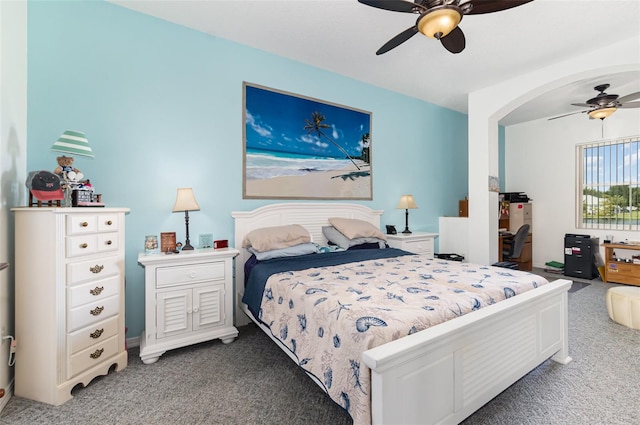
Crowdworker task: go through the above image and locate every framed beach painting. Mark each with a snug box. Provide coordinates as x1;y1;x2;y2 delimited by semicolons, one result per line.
243;82;372;200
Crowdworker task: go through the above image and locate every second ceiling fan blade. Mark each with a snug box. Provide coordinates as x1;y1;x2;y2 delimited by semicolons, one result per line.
441;26;465;54
376;26;419;55
548;110;588;121
619;101;640;109
466;0;534;15
358;0;422;13
617;91;640;103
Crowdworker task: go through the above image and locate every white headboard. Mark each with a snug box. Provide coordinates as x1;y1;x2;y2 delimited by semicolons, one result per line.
231;203;383;324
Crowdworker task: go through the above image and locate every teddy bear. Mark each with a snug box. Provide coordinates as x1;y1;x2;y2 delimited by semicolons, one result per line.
54;155;84;181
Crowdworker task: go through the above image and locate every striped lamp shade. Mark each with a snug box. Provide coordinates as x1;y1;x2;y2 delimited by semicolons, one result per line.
51;130;94;157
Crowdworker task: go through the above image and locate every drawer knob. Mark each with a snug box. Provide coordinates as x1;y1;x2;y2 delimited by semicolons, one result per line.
189;272;197;279
89;348;104;359
106;240;113;246
81;221;89;227
106;220;113;226
90;306;104;316
89;286;104;296
90;328;104;339
80;243;88;249
90;264;104;274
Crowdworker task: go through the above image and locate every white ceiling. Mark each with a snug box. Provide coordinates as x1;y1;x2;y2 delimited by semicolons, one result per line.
109;0;640;125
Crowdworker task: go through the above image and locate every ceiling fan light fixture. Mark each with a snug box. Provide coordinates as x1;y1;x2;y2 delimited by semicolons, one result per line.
588;107;617;120
417;7;462;39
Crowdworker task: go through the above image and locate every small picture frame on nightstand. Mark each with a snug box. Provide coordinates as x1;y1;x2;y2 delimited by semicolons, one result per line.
199;233;214;249
144;235;159;255
160;232;176;253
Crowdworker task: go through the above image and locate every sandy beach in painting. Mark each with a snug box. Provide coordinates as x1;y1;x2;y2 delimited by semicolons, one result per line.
245;162;371;199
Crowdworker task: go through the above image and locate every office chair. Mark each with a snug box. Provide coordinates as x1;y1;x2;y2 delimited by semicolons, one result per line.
502;224;530;261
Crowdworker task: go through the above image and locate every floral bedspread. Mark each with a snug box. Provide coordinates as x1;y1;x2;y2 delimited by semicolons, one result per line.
257;254;549;425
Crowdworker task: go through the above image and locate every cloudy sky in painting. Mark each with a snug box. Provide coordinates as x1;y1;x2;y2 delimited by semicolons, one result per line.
245;84;370;158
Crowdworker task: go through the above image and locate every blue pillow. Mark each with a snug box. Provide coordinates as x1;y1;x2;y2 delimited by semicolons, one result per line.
247;242;319;261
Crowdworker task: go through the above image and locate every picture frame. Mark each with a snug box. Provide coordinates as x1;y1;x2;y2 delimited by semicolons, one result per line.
144;235;159;255
199;233;214;249
160;232;177;253
243;82;372;200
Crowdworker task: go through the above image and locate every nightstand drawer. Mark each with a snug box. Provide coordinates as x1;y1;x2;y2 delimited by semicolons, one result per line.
68;316;119;354
67;294;119;332
156;262;225;288
402;240;433;255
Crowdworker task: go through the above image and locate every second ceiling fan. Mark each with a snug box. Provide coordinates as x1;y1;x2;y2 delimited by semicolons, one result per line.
358;0;534;55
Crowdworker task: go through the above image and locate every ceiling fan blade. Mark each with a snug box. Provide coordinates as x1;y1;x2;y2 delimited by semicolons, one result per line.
548;110;588;121
571;103;592;108
358;0;423;13
619;101;640;109
466;0;533;15
376;26;419;55
617;91;640;103
440;26;465;54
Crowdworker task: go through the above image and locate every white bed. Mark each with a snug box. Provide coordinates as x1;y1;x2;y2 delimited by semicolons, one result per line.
232;203;572;425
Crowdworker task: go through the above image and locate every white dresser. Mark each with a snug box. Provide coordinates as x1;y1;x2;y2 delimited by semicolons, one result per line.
386;232;438;257
137;248;239;364
13;207;129;405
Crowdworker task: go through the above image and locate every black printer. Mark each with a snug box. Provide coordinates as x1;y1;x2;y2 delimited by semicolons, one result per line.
500;192;530;203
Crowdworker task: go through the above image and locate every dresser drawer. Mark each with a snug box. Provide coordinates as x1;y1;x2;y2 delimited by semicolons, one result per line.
67;294;119;332
66;215;98;235
68;275;120;309
68;335;119;379
156;262;225;288
68;316;119;355
97;232;119;253
67;256;120;286
97;214;119;232
66;234;98;257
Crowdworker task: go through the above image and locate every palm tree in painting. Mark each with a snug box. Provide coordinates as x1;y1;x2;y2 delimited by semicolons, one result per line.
360;132;370;164
303;111;360;170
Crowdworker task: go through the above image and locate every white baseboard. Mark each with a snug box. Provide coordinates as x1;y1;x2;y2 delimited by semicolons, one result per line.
126;335;140;349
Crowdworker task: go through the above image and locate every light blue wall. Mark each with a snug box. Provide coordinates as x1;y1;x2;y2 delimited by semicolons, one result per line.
27;1;468;338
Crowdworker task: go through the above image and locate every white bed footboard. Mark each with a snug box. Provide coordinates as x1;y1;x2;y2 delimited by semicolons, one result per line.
363;278;572;425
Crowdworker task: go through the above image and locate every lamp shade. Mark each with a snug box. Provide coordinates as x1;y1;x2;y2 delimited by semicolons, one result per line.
51;130;94;157
417;7;462;39
588;107;617;120
397;195;418;209
172;188;200;212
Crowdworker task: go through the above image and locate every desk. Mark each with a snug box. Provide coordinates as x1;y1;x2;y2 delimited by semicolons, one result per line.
499;233;532;271
603;243;640;286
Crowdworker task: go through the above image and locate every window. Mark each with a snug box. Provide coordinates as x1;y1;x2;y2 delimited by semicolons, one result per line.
578;135;640;230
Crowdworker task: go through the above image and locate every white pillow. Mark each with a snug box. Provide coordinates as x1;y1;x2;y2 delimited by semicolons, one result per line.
328;217;387;241
242;224;311;252
248;242;319;261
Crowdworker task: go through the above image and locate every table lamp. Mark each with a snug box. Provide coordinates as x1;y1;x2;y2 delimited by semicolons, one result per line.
50;130;93;206
397;194;418;234
172;188;200;250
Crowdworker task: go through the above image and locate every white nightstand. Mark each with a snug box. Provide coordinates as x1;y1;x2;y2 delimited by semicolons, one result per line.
137;248;239;364
386;232;438;257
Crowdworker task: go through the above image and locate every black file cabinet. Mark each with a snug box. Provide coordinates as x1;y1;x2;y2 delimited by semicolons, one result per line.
564;234;599;279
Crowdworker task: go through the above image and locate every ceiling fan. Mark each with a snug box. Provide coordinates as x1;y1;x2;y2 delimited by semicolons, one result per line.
549;84;640;121
358;0;534;55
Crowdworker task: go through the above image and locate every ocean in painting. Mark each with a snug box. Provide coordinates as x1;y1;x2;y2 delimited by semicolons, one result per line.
245;149;359;180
